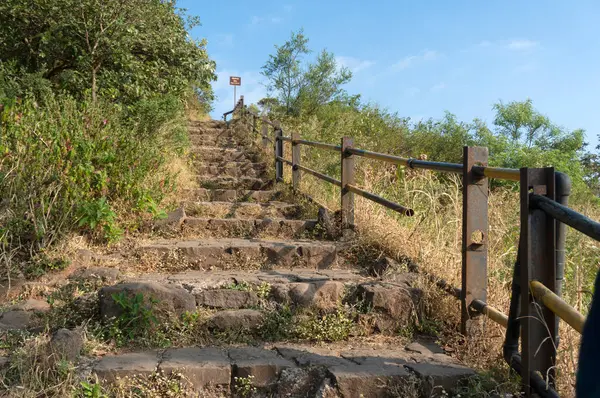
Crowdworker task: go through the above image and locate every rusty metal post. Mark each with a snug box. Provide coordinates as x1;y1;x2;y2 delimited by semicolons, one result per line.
341;137;355;234
292;132;301;190
520;167;557;396
274;121;283;182
461;146;489;335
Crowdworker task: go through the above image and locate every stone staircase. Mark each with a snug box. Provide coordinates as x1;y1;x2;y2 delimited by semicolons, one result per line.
0;119;476;397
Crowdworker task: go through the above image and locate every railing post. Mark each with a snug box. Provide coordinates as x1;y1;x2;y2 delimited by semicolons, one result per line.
292;132;301;190
261;116;269;148
520;167;557;396
461;147;489;336
274;121;283;182
341;137;355;235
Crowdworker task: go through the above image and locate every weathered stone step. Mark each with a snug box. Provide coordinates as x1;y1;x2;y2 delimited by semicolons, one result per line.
192;146;257;162
182;218;318;238
190;136;242;151
198;176;272;190
184;188;281;203
194;162;268;178
139;238;339;269
91;343;474;397
184;201;301;219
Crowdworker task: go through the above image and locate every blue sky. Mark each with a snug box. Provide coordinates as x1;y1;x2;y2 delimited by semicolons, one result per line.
180;0;600;149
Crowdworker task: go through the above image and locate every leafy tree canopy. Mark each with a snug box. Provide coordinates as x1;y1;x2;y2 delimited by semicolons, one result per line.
261;29;351;116
0;0;216;104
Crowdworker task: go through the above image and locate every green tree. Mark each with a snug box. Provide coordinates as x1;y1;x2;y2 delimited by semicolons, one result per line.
261;29;351;116
493;99;554;148
0;0;216;104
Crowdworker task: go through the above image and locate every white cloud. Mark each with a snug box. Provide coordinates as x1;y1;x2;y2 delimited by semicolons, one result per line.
250;15;283;25
404;87;421;97
216;33;234;47
506;39;539;50
335;56;375;74
430;82;447;92
394;50;440;70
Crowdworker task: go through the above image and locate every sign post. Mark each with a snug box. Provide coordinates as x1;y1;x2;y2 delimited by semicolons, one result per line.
230;76;241;107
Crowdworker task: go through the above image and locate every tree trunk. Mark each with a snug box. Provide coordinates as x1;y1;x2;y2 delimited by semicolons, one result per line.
92;68;97;103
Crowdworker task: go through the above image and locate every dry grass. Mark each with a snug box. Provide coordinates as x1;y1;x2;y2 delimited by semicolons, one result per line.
269;135;599;396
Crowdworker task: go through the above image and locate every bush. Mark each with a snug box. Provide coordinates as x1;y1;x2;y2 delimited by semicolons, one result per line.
0;92;186;261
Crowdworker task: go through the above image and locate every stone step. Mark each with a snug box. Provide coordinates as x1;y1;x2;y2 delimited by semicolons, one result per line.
184;201;301;219
198;176;272;190
192;146;257;162
190;136;240;147
139;238;339;269
91;343;474;397
184;189;282;203
194;162;268;178
182;218;318;238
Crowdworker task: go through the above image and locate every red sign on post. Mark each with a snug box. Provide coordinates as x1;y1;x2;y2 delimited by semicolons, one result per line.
230;76;241;86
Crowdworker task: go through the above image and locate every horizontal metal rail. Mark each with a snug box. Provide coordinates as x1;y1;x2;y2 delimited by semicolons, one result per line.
276;156;293;167
471;299;509;328
347;148;463;173
296;164;342;187
530;194;600;241
530;280;586;334
345;184;414;216
278;136;292;142
429;275;508;328
473;166;520;181
296;139;342;152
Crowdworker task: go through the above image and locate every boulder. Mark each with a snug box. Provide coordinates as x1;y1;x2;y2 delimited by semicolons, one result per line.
154;207;186;231
210;309;263;330
50;328;84;361
98;282;196;321
355;282;422;333
195;289;259;309
271;281;344;310
69;267;121;283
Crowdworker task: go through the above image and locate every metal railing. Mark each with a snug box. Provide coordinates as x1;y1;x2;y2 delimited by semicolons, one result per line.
224;96;596;397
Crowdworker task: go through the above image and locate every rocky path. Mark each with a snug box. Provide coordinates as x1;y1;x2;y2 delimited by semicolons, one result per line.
0;119;475;397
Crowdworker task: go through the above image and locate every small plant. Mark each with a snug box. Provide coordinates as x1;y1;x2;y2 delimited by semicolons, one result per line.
234;375;257;397
137;193;167;220
260;305;293;341
78;197;122;243
77;378;107;398
109;292;159;346
225;281;271;300
24;253;70;278
295;308;355;342
254;282;271;300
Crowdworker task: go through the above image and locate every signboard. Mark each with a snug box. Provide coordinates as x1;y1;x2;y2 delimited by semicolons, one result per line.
229;76;241;86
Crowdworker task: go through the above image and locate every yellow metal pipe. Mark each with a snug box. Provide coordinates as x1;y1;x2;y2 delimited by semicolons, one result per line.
473;166;520;181
482;304;509;328
530;280;586;334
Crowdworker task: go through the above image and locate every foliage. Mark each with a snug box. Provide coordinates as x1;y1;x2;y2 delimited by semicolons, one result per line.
233;376;257;398
0;93;184;256
0;0;216;104
76;378;107;398
295;308;355;342
77;197;122;243
109;292;159;346
262;29;352;116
